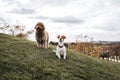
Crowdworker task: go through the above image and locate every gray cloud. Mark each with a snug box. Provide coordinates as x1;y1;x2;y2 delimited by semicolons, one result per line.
43;0;72;6
1;0;36;14
96;11;120;32
0;17;9;26
30;16;84;24
0;17;4;23
52;16;84;24
97;24;120;32
9;8;36;14
30;0;72;6
0;17;6;25
30;16;50;20
2;0;21;6
110;0;120;6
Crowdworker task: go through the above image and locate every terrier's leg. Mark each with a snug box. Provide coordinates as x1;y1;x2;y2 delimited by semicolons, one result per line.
56;52;61;59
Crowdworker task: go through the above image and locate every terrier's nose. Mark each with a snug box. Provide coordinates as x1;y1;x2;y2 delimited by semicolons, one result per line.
60;39;62;42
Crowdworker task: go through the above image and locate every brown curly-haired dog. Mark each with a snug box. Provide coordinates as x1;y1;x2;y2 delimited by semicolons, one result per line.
35;22;49;49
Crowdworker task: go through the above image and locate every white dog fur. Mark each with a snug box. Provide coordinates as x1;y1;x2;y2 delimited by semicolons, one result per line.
56;35;67;59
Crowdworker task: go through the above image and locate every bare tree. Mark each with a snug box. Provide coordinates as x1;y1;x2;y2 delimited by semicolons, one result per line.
0;23;9;33
76;34;93;42
0;19;34;39
8;25;25;36
16;30;34;39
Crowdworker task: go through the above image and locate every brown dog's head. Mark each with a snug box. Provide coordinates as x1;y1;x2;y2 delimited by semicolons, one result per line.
35;22;45;32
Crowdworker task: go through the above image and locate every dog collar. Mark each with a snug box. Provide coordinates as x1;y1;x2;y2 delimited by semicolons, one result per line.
58;45;63;48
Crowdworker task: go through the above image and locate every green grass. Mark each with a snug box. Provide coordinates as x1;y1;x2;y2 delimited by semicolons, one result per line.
0;33;120;80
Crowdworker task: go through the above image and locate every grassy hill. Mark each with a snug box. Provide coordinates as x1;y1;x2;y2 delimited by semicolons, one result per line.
0;33;120;80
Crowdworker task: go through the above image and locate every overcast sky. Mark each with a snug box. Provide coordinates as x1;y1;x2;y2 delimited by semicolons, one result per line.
0;0;120;42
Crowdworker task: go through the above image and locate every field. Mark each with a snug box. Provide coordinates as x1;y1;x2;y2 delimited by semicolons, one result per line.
0;33;120;80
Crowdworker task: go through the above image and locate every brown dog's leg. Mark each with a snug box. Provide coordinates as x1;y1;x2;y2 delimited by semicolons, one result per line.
45;41;47;49
36;42;41;48
41;44;44;48
36;42;39;47
46;40;49;48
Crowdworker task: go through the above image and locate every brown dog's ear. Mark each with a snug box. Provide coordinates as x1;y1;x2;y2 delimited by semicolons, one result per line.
40;22;45;30
57;35;60;38
34;24;38;30
62;35;66;39
35;22;40;29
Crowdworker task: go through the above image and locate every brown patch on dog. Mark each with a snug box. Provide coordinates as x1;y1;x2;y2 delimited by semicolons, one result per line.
57;35;60;39
61;35;66;39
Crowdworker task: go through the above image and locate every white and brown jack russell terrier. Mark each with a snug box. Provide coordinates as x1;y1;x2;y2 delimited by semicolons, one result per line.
56;35;67;59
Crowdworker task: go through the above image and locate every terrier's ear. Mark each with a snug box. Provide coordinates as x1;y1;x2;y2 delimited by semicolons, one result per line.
62;35;66;39
57;35;60;38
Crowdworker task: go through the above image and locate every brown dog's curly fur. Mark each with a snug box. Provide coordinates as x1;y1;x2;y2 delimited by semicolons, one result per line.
35;22;49;49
